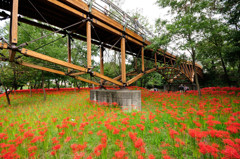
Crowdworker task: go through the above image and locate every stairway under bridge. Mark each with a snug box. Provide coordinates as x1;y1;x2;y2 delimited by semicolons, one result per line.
0;0;203;88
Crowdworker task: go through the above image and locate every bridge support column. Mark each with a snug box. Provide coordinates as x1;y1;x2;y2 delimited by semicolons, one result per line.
121;37;126;84
90;89;141;111
100;46;104;85
141;46;145;72
87;20;91;69
67;34;71;72
9;0;19;62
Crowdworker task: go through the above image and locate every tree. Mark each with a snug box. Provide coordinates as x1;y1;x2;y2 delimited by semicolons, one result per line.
1;20;101;92
194;0;240;87
220;0;240;86
0;62;28;105
154;0;224;96
220;0;240;30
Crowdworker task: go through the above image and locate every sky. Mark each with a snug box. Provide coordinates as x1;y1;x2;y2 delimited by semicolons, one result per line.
122;0;165;26
0;0;167;28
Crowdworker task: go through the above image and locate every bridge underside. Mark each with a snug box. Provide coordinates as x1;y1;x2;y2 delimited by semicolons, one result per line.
0;0;203;87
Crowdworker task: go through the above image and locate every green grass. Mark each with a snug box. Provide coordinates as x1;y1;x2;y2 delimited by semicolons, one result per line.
0;87;240;159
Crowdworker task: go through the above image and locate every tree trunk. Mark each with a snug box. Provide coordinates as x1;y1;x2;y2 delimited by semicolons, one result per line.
42;71;46;101
33;81;37;89
13;63;17;94
77;82;80;89
30;84;32;97
74;81;76;92
55;79;59;90
4;88;11;105
47;79;50;89
192;48;201;98
238;63;240;87
211;60;215;72
219;51;231;86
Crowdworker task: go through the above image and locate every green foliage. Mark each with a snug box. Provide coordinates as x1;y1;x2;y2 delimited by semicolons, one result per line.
153;0;240;87
0;63;27;90
220;0;240;27
0;20;100;89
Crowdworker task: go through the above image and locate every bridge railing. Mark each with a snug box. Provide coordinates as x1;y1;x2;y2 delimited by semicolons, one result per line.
83;0;202;69
83;0;154;40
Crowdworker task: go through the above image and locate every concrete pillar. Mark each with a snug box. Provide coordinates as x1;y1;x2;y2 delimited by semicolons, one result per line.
90;89;141;111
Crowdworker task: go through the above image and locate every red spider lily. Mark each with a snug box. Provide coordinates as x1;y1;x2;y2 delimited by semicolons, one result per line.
132;112;137;116
206;119;221;127
136;124;145;131
101;136;107;146
128;132;138;142
169;129;179;139
188;128;207;141
28;146;37;153
38;128;48;136
193;120;201;127
113;128;120;134
65;136;71;143
50;151;56;156
88;131;93;134
196;110;205;116
223;139;238;147
1;151;20;159
121;127;127;131
112;102;118;106
94;144;104;156
52;144;61;150
140;115;146;120
161;149;168;155
79;122;89;129
97;130;103;136
71;143;87;153
148;154;155;159
198;142;219;157
226;124;240;134
163;155;171;159
131;125;136;130
208;129;230;138
86;155;93;159
149;113;156;120
23;131;35;139
30;136;44;143
121;118;130;125
235;138;240;146
114;150;128;159
134;138;145;148
0;133;8;140
52;117;57;123
221;145;240;159
52;137;59;144
74;152;85;159
175;143;179;147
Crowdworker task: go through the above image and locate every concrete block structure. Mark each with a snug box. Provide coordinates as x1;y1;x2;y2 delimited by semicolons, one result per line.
90;89;141;111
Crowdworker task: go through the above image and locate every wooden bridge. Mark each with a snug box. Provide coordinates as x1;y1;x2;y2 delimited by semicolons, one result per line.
0;0;203;87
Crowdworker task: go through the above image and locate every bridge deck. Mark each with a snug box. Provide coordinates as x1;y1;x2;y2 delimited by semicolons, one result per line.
0;0;175;61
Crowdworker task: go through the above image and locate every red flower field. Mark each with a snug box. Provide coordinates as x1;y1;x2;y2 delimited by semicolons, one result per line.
0;87;239;158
